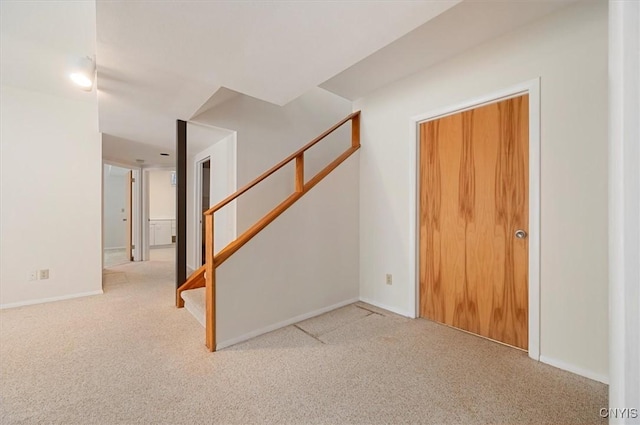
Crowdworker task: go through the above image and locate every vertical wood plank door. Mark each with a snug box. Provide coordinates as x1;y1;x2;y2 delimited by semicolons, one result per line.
419;95;529;350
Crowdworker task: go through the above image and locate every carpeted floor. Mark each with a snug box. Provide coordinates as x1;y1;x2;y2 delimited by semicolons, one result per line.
0;257;607;424
103;248;129;268
104;245;175;267
148;245;175;262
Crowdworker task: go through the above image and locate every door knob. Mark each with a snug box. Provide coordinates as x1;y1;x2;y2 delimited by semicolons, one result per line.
515;229;527;239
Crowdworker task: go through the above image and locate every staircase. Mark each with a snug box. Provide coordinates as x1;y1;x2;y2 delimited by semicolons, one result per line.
176;111;361;351
181;287;205;327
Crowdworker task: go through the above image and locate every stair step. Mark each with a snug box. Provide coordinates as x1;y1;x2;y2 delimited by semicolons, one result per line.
181;287;205;328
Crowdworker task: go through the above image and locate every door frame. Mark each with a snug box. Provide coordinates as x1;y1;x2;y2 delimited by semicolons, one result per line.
409;78;541;360
186;125;238;274
142;166;176;261
102;160;142;265
125;170;133;261
194;156;211;268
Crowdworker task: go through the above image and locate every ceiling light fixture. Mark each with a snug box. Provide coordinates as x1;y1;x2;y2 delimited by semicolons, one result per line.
69;56;96;91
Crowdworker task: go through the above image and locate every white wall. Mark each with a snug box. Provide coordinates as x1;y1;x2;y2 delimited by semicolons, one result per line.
216;154;360;347
148;170;175;220
0;85;102;307
609;0;640;420
186;129;237;271
103;165;128;249
192;87;353;234
355;1;609;380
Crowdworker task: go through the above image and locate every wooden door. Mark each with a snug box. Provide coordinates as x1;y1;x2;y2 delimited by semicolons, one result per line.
419;95;529;350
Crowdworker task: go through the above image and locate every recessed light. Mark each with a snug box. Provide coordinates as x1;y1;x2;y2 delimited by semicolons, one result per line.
70;73;92;88
69;56;95;91
135;159;145;164
160;153;170;156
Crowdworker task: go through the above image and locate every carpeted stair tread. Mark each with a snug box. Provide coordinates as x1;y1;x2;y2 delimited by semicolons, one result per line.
181;287;205;327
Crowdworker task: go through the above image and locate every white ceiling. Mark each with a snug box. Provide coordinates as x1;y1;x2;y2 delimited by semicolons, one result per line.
102;134;175;167
321;0;577;100
3;0;580;168
102;122;231;167
95;0;461;152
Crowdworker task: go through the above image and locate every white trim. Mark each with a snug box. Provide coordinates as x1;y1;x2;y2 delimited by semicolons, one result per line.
359;297;413;318
141;167;176;260
194;156;211;268
142;169;150;261
609;0;640;414
0;290;104;309
131;169;142;262
216;297;360;350
408;78;541;361
227;132;238;244
540;355;609;385
187;131;238;269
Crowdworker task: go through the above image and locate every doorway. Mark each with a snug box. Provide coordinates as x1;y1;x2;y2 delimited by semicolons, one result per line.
188;124;238;274
199;159;211;266
419;94;529;349
103;164;134;267
410;78;540;360
145;169;177;262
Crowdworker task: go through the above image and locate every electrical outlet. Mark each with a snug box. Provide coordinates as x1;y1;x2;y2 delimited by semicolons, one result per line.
27;271;38;281
386;274;393;285
38;269;50;280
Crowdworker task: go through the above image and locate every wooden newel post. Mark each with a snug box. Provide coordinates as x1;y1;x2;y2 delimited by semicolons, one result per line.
351;112;360;148
205;213;216;352
295;153;305;193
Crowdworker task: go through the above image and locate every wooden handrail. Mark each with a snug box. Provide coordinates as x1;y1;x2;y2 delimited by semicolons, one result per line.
205;110;360;215
182;110;361;352
213;145;359;268
214;192;302;267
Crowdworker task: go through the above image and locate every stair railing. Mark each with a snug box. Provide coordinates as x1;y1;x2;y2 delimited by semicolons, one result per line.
179;111;360;352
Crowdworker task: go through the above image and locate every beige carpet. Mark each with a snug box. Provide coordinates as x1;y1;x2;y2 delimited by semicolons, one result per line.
104;245;175;267
149;245;175;262
1;258;607;424
103;248;129;268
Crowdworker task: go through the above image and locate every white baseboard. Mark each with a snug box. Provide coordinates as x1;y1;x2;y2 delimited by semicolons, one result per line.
216;297;360;350
539;355;609;384
0;290;104;310
358;297;413;318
